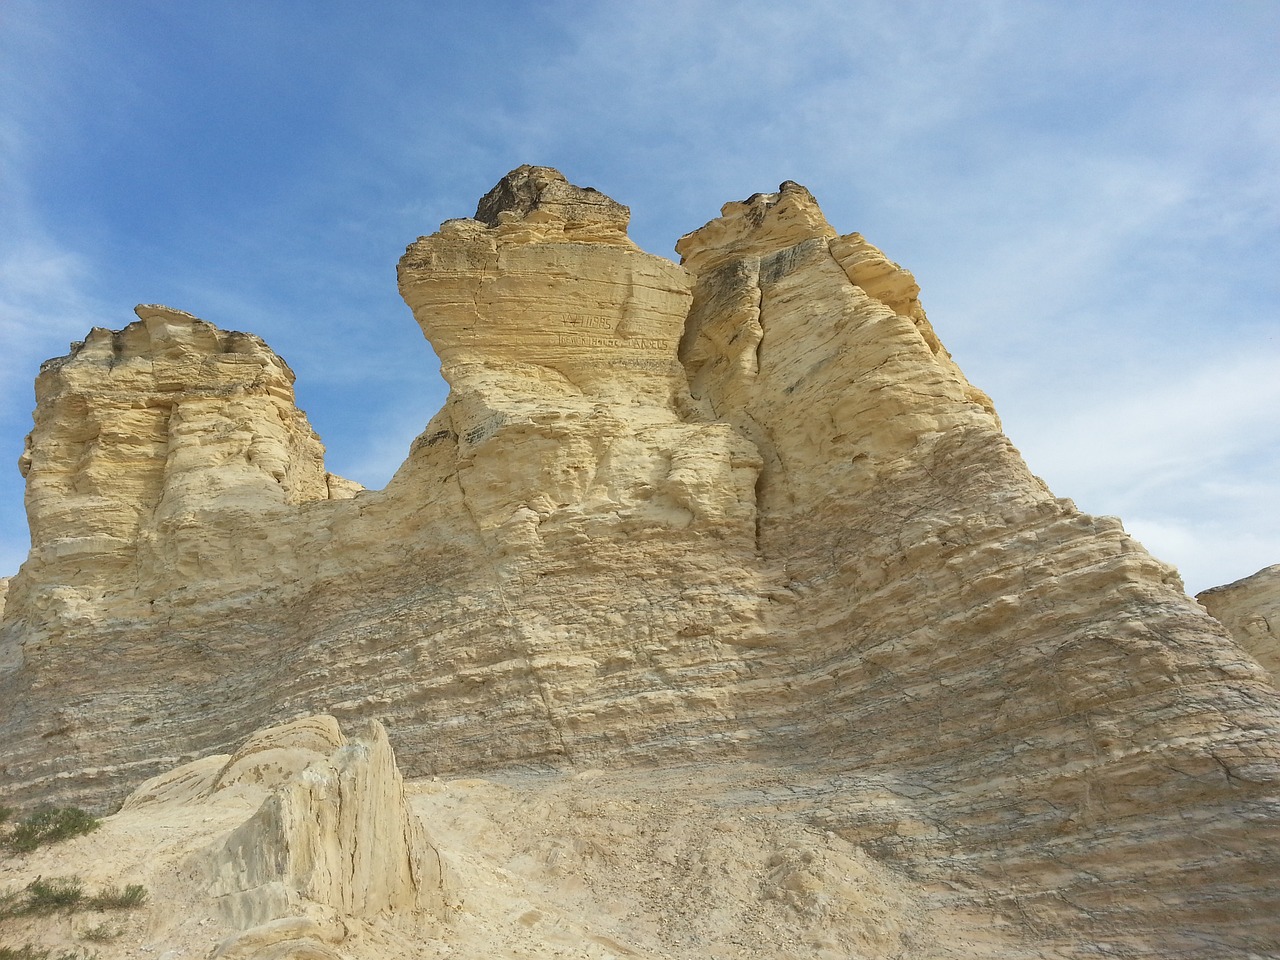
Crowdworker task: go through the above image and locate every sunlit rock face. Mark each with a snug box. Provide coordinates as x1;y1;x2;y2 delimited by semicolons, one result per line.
1;167;1278;958
396;164;761;538
0;167;773;810
675;181;1280;954
15;305;347;609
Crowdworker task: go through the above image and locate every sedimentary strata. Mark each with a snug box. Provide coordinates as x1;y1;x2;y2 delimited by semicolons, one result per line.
1;166;1277;957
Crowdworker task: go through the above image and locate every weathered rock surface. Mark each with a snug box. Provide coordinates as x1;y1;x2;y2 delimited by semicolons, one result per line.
673;183;1280;955
1;167;1278;958
0;721;1026;960
3;717;448;960
1199;563;1280;680
207;716;448;931
9;304;357;629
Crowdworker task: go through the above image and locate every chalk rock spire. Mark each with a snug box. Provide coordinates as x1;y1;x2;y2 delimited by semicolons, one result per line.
16;305;355;605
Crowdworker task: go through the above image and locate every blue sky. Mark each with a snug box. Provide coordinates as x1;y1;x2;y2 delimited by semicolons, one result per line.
2;1;1277;595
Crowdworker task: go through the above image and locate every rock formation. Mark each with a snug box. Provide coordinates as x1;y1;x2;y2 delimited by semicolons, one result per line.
1199;564;1280;681
10;304;358;628
3;716;449;960
194;716;447;931
1;166;1278;958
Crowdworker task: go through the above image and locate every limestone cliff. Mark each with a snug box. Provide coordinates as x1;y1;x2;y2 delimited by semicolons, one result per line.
1;167;1278;958
10;304;356;627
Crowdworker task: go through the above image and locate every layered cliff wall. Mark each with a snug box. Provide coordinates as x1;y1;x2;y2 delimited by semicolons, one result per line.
0;168;777;799
1;167;1277;957
674;182;1280;953
13;304;355;619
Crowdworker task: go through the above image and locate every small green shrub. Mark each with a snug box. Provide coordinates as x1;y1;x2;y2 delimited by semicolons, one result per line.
87;885;145;910
79;924;116;943
0;806;15;825
0;946;51;960
22;877;84;915
0;877;145;923
4;809;100;854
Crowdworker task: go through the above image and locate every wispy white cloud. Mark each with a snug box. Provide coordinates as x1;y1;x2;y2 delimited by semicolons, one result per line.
1006;347;1280;593
0;242;105;382
1015;349;1280;484
0;3;120;573
1128;518;1279;600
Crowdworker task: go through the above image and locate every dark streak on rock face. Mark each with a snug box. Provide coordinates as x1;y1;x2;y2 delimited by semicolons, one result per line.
474;164;629;229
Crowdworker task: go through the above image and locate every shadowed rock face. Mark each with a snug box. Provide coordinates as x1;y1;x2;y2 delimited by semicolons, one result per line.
473;164;629;231
1;167;1278;957
1199;563;1280;680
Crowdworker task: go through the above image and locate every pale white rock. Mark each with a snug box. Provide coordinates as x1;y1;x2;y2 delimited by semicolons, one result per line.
4;716;448;960
208;717;449;930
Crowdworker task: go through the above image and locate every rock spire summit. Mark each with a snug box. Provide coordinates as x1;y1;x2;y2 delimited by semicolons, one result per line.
472;163;630;232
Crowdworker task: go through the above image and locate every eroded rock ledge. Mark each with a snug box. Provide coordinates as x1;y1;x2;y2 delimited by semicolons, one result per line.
1;167;1278;957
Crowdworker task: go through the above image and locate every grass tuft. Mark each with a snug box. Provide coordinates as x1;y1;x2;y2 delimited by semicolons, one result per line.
79;924;117;943
21;877;84;915
3;809;100;855
87;885;146;910
0;947;50;960
0;877;146;922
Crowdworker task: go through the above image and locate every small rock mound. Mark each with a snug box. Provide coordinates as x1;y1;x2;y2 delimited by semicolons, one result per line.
473;163;629;232
209;717;449;929
122;715;451;955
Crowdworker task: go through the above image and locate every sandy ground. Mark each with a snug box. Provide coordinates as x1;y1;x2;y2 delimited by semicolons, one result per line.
1;759;1033;960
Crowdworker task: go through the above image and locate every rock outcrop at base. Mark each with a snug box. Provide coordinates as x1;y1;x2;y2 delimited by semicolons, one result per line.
3;717;448;960
1;167;1278;957
189;717;450;932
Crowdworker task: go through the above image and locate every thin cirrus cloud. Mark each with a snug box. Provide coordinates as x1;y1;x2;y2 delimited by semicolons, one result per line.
1010;348;1280;588
0;1;1276;599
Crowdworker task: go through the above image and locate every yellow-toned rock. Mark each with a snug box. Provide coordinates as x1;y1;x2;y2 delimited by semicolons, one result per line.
9;304;356;627
1;167;1278;959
